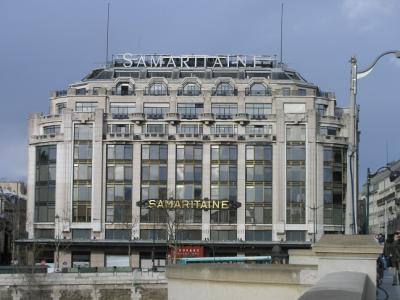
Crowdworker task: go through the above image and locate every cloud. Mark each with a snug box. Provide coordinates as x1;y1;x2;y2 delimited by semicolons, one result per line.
342;0;397;20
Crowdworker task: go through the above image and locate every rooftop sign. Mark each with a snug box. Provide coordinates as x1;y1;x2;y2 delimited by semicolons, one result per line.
114;54;276;69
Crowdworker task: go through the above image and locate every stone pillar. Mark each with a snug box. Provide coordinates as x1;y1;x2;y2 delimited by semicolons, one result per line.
26;145;36;238
312;235;382;300
58;250;71;268
272;101;285;241
306;108;317;242
132;143;142;239
90;251;105;267
91;109;104;233
237;143;246;240
202;144;211;240
131;251;140;268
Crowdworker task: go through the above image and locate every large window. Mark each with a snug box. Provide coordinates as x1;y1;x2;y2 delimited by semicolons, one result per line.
43;125;60;135
145;83;168;96
211;103;237;119
143;103;169;119
73;124;92;222
246;145;272;225
56;103;66;115
176;145;202;224
75;102;97;113
245;125;272;135
213;83;235;96
35;145;56;222
176;124;203;134
141;145;168;223
177;103;203;119
110;103;135;117
210;145;237;224
211;124;237;134
246;83;271;96
323;147;346;226
107;124;132;134
286;125;306;224
179;83;201;96
245;103;272;119
106;145;133;223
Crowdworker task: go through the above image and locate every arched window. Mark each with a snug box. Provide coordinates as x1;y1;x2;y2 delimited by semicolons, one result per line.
248;83;271;96
181;83;201;96
214;83;234;96
146;83;168;96
115;82;134;96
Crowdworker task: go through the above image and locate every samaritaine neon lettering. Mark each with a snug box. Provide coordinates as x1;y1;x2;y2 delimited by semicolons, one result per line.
116;54;275;69
147;199;230;209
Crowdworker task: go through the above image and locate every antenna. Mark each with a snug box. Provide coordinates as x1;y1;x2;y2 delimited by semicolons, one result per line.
386;141;389;165
105;3;110;67
280;3;284;66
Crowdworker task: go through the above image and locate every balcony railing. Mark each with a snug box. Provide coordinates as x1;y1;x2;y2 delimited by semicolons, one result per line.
211;88;238;96
111;88;135;96
144;88;169;96
177;89;202;96
245;88;272;96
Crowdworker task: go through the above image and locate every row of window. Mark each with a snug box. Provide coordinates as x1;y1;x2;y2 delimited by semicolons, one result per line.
72;82;274;97
34;228;306;242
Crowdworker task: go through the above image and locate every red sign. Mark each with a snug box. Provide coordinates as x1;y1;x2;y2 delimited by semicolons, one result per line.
171;246;204;258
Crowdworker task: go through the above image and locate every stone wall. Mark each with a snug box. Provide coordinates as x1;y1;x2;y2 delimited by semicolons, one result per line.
0;271;167;300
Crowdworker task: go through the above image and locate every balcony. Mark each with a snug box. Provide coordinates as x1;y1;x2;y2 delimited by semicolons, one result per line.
245;88;272;96
53;90;67;97
215;114;233;120
144;87;169;96
199;113;215;124
317;135;348;144
177;89;202;96
319;115;343;126
141;133;168;141
131;113;145;124
111;88;135;96
165;113;180;124
106;132;132;140
145;113;165;120
38;114;62;124
31;133;64;144
211;88;238;96
175;133;203;142
234;113;249;124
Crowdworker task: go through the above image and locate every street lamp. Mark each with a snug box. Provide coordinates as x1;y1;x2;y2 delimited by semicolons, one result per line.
348;50;400;234
365;166;400;235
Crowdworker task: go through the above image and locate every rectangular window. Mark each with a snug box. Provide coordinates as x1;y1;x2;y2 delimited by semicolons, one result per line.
75;102;97;112
245;125;272;135
34;229;54;239
56;103;66;115
323;147;346;226
145;124;166;134
320;126;338;136
211;124;237;134
43;125;60;135
110;102;135;117
105;229;131;240
141;144;168;223
246;145;272;224
177;103;204;119
316;104;327;116
177;124;203;134
71;252;90;267
245;230;272;241
210;230;236;241
140;229;167;240
72;229;91;240
211;103;237;119
106;144;133;223
143;103;169;118
286;125;306;224
74;124;93;141
176;145;202;224
107;124;131;134
35;145;56;222
175;230;202;240
245;103;271;119
210;145;237;224
286;230;306;241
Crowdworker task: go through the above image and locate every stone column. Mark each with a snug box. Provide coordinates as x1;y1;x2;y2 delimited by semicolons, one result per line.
202;144;211;240
91;109;104;233
90;250;105;267
132;143;142;239
237;143;246;240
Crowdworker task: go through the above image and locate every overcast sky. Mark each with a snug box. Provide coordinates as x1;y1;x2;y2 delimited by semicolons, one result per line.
0;0;399;185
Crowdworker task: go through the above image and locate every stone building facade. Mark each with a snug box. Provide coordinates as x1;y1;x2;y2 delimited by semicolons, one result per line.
24;54;354;267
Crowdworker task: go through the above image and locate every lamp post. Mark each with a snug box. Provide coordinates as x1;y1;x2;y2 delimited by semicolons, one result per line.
348;50;400;234
365;166;400;235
